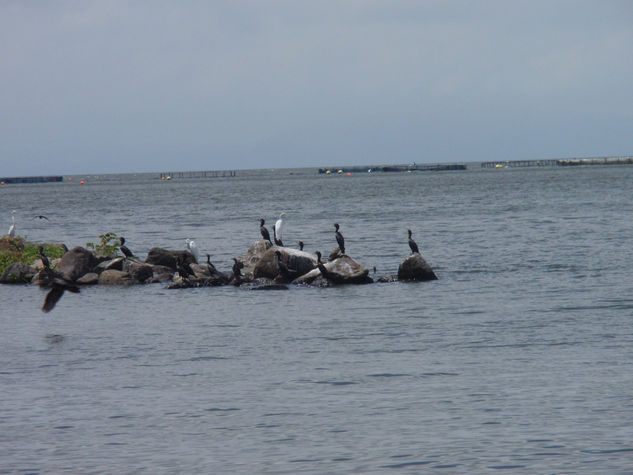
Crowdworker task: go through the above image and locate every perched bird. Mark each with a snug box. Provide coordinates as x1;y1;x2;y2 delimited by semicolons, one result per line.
334;223;345;254
407;229;420;254
176;256;195;281
8;210;16;237
206;254;217;274
119;237;133;259
38;246;79;313
273;224;283;247
260;218;271;243
298;240;304;251
185;238;199;262
314;250;328;276
273;212;288;247
232;258;243;277
231;258;244;286
274;250;294;280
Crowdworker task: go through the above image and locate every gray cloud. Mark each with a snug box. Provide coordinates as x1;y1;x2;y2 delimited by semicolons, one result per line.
1;0;632;174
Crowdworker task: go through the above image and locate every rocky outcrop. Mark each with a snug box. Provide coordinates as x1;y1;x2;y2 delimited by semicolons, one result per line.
239;240;273;280
253;247;316;280
96;257;126;272
397;253;438;281
0;262;36;284
145;248;196;271
293;255;372;285
76;273;99;285
125;261;154;283
98;269;133;285
54;246;99;282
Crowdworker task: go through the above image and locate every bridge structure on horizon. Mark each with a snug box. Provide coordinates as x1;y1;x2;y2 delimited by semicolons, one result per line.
481;156;633;168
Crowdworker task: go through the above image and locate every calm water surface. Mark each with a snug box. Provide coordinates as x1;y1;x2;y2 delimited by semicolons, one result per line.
1;166;633;473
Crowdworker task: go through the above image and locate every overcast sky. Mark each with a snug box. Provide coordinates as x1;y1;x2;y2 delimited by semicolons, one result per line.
1;1;632;175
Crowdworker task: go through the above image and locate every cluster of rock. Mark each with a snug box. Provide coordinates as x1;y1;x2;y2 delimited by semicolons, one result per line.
0;240;437;290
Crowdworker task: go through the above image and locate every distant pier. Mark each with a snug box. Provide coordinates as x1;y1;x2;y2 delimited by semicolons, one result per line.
0;175;63;184
481;156;633;169
318;164;466;174
159;170;237;180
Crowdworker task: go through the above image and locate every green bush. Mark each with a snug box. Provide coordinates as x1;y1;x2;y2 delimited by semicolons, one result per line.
0;236;66;274
85;232;121;258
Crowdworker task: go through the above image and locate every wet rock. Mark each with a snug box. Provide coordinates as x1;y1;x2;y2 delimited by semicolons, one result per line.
96;257;126;272
328;247;343;261
146;273;173;284
0;262;36;284
76;272;99;285
189;263;211;279
253;247;316;280
293;255;371;285
98;269;132;285
125;261;154;283
397;253;438;282
250;284;289;290
239;240;273;280
55;246;99;282
145;248;196;271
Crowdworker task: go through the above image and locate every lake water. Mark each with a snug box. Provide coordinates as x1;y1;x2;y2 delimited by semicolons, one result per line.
1;165;633;473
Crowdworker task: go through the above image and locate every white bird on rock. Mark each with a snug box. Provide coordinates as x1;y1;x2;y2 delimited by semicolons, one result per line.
8;210;16;237
273;212;288;247
185;238;199;263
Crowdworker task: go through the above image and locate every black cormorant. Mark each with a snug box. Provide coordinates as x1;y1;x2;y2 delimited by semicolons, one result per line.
334;223;345;254
38;246;80;313
231;258;244;286
119;237;133;258
206;254;217;274
315;251;329;276
176;256;195;281
407;229;419;254
275;250;293;280
298;241;304;251
260;219;271;243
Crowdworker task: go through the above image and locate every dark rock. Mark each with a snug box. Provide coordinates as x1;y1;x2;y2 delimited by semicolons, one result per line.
328;247;343;261
146;273;173;284
55;246;99;282
189;263;210;279
250;284;289;290
293;255;371;285
397;253;438;281
96;257;125;272
76;273;99;285
98;269;132;285
253;247;316;280
377;275;398;283
0;262;36;284
145;248;196;271
125;261;154;283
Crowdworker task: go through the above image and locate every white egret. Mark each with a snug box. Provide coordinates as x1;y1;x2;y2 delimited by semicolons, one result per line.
274;212;288;247
185;238;199;262
8;210;16;237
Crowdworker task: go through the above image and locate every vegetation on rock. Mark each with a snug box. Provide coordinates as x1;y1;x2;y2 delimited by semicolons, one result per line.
85;232;121;258
0;236;65;274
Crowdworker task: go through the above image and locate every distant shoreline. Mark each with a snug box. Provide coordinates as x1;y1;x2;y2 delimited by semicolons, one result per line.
2;155;632;184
